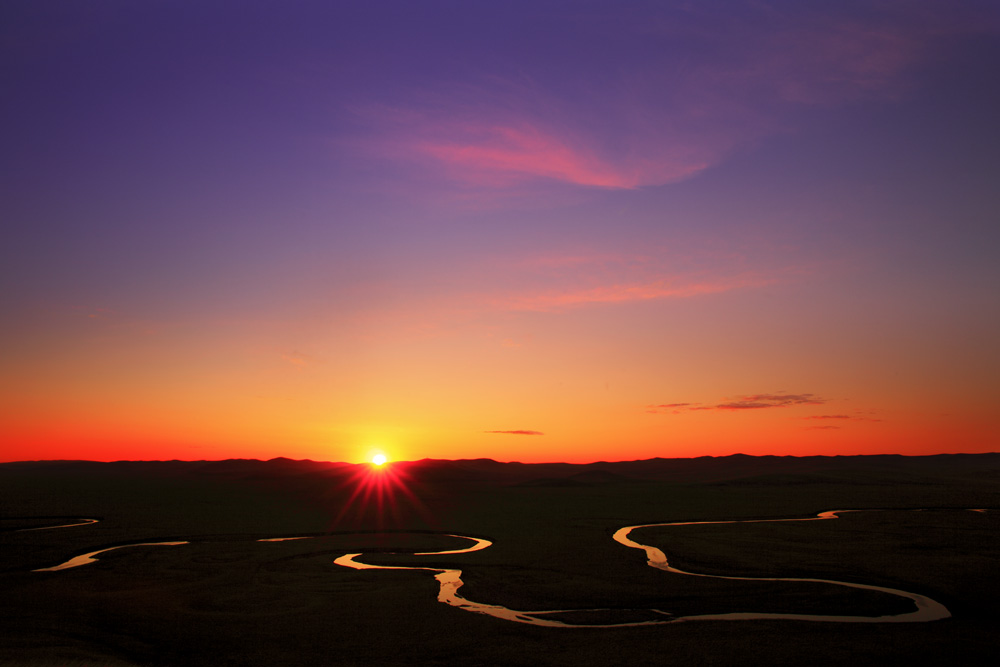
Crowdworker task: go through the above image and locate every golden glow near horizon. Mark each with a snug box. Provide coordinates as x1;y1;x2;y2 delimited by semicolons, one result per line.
371;453;388;466
2;4;999;466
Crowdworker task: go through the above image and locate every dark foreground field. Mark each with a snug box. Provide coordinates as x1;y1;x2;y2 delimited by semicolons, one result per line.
2;454;998;666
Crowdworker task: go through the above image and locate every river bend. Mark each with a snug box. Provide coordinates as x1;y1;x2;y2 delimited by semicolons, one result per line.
24;509;982;626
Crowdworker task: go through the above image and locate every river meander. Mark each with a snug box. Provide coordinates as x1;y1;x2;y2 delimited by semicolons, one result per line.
25;509;984;627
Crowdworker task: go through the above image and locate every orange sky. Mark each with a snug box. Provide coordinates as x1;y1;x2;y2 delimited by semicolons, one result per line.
2;2;998;463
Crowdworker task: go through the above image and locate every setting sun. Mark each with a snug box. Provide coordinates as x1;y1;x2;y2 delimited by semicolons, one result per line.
1;1;998;664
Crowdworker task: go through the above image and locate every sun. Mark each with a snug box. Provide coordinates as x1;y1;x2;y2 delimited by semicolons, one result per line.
371;453;388;466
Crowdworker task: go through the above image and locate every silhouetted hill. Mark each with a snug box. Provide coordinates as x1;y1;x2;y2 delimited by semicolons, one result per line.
4;453;999;488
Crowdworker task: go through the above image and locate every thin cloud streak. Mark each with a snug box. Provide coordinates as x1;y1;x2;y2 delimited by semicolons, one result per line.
485;430;544;436
717;394;825;410
494;274;774;313
338;250;795;338
649;393;826;414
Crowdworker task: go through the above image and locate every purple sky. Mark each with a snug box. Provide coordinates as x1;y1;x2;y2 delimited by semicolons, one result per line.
2;1;999;462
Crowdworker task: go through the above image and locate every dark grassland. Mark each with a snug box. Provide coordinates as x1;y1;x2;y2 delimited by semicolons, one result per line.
1;454;998;666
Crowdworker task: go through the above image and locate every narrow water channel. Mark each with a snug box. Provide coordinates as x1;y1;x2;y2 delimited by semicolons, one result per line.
612;510;951;623
25;509;976;626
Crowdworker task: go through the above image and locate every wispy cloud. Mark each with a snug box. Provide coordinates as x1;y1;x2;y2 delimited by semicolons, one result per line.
494;273;772;312
417;125;648;189
348;3;981;193
355;96;718;191
649;393;826;414
341;249;793;338
716;394;825;410
484;430;544;436
649;396;889;430
489;251;784;313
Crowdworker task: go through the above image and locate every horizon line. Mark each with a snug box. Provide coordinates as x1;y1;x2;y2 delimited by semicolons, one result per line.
3;451;998;467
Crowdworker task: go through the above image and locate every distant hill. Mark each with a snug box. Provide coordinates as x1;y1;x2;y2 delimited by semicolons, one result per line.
3;452;999;487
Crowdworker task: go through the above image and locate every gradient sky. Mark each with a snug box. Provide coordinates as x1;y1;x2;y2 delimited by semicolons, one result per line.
2;1;999;463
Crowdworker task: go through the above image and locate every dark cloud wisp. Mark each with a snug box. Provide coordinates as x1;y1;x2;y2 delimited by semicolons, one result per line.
649;393;826;414
484;430;544;436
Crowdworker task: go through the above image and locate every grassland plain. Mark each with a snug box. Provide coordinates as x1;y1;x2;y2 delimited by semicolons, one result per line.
1;454;998;666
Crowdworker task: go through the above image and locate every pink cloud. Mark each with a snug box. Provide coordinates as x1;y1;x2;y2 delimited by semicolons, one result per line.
417;125;646;189
494;273;773;312
347;4;983;194
369;112;719;191
334;249;796;341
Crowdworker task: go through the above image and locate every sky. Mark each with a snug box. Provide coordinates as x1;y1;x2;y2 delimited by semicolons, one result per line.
2;0;999;464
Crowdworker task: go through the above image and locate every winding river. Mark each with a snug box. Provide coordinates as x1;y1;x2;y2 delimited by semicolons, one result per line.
611;510;950;624
14;517;99;532
33;541;189;572
25;509;984;626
